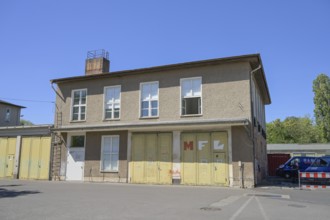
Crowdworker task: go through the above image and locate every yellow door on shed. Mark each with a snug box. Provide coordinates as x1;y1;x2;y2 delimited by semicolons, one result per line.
29;137;41;179
19;137;51;180
158;133;172;184
39;137;51;179
0;138;7;178
0;138;17;178
181;133;196;185
6;138;16;177
19;137;31;179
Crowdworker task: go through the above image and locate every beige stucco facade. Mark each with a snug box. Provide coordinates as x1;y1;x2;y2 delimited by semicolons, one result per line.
55;61;252;126
51;54;271;188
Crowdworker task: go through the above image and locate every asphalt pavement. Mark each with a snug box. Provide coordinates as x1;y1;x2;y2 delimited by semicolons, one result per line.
0;179;330;220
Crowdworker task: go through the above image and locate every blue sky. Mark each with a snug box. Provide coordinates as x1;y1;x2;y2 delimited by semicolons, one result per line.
0;0;329;124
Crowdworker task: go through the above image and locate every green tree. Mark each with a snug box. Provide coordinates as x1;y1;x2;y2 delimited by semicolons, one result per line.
283;116;318;143
266;119;286;143
267;116;318;144
313;74;330;142
20;119;34;126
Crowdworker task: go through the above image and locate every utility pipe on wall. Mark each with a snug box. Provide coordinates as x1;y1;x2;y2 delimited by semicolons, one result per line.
250;64;262;186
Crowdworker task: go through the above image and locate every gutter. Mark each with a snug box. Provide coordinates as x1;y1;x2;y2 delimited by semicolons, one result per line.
250;64;261;187
51;82;64;102
0;124;53;130
0;124;53;136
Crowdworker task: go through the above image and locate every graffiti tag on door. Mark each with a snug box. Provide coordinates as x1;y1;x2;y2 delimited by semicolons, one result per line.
184;141;193;150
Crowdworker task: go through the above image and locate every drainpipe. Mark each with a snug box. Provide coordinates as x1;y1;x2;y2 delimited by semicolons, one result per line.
51;82;65;128
250;65;261;187
51;82;64;103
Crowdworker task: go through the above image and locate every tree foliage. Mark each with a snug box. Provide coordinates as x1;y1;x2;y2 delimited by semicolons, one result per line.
267;116;318;144
267;74;330;144
313;73;330;143
20;119;34;126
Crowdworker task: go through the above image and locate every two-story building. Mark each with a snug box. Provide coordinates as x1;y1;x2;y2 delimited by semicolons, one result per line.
51;51;271;188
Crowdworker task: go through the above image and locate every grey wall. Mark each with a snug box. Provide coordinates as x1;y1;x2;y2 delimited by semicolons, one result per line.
0;104;21;127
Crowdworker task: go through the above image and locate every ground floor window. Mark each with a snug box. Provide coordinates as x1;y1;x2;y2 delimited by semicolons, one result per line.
101;135;119;172
70;135;85;148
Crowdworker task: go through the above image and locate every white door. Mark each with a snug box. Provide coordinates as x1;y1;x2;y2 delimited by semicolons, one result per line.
66;134;85;181
66;148;84;180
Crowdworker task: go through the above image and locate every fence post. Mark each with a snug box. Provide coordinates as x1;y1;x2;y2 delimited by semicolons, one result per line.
298;170;301;189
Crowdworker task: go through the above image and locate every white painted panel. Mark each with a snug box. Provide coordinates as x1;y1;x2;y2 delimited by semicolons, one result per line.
66;148;84;181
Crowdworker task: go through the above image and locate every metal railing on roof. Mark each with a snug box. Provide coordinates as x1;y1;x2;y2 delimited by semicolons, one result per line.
87;49;109;60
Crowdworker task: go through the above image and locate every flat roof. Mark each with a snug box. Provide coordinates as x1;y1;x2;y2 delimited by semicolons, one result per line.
268;144;330;151
0;124;53;137
0;100;26;108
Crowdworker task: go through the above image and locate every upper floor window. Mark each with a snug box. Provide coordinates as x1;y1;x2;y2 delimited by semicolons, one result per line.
181;77;202;115
104;86;121;120
5;108;11;122
72;89;87;121
140;82;159;118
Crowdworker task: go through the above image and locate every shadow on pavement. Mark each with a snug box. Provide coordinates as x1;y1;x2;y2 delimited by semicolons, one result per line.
0;184;22;187
0;188;40;198
258;176;299;188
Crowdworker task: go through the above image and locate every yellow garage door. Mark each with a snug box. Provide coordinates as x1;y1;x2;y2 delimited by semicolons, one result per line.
181;132;228;186
130;133;172;184
131;134;145;183
181;133;197;185
0;137;16;178
19;137;51;180
211;132;228;186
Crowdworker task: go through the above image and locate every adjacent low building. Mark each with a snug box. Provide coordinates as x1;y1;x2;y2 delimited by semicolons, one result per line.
50;51;271;188
0;125;53;179
267;143;330;157
267;143;330;176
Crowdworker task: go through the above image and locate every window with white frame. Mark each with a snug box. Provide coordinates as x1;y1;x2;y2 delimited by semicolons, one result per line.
104;86;121;119
181;77;202;115
101;136;119;172
140;82;159;117
72;89;87;121
5;108;11;122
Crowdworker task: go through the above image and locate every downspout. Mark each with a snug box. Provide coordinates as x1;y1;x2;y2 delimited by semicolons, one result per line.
250;65;261;187
51;82;65;103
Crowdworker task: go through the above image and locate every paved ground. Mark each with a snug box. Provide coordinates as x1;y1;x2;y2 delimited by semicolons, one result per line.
1;179;330;220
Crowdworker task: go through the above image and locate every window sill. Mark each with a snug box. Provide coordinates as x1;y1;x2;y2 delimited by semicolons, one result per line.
181;114;203;118
100;170;119;173
103;118;121;122
139;116;159;119
70;120;87;123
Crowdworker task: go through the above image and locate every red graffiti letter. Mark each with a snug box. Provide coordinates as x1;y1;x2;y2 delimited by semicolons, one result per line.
184;141;193;150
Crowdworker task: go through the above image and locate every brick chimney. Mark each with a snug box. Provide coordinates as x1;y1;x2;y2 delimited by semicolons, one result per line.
85;49;110;75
